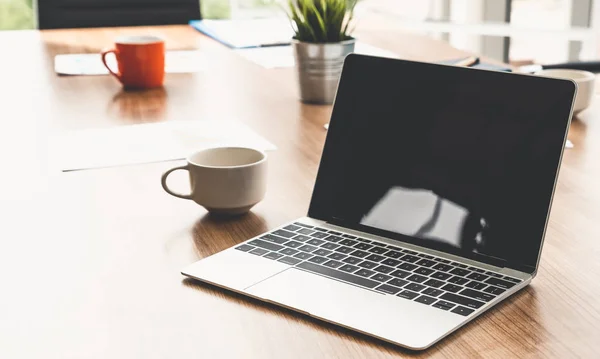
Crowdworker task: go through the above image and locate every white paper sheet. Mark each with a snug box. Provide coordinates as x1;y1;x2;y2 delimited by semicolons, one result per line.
235;43;399;69
51;120;276;171
54;50;204;76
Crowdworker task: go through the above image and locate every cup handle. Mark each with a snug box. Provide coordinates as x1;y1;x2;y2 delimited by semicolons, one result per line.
101;48;122;83
161;165;193;200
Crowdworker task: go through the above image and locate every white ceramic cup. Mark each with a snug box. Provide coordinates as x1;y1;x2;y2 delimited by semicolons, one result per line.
536;69;595;114
161;147;267;215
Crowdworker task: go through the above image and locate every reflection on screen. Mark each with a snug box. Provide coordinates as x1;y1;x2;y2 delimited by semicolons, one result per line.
310;56;574;270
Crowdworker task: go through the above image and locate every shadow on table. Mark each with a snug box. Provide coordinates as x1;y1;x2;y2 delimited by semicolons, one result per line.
107;87;168;122
190;211;268;258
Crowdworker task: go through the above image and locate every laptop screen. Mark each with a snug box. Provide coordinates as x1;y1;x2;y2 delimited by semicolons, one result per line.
309;55;575;273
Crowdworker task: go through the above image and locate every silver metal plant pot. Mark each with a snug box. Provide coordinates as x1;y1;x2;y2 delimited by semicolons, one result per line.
292;38;356;104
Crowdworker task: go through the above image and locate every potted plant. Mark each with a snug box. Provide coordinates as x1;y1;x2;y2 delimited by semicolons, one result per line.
286;0;357;104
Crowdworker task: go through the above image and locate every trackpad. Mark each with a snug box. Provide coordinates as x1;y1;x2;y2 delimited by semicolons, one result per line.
246;267;463;349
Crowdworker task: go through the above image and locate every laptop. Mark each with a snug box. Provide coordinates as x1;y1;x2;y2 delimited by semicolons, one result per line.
182;54;576;350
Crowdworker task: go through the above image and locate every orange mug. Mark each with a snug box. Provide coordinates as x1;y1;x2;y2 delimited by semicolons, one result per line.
101;35;165;89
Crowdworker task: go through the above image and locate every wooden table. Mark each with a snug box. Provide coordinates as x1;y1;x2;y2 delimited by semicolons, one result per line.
1;21;599;358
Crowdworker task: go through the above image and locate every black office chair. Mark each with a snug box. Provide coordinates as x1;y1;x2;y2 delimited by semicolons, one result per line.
38;0;201;29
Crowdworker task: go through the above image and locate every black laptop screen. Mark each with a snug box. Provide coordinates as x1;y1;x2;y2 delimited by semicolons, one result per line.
309;55;575;273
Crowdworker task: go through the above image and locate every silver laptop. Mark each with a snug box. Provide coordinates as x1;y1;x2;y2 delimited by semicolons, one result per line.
183;55;576;350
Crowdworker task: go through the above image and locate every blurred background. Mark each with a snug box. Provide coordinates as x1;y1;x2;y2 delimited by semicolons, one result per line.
2;0;598;64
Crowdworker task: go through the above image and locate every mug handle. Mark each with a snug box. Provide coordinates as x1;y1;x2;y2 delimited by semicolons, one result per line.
161;165;193;200
101;48;122;83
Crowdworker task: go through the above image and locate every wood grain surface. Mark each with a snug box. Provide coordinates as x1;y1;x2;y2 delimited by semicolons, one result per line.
0;17;599;358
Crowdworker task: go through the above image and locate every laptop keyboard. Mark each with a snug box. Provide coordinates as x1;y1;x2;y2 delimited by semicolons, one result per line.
235;222;522;317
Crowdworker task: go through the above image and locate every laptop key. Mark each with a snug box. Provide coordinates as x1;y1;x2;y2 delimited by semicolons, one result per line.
398;262;418;271
327;230;342;235
342;234;357;239
466;281;488;290
484;286;506;295
366;254;386;262
448;276;469;285
278;256;302;265
335;246;354;254
423;279;445;288
467;273;489;282
323;260;343;268
413;267;435;276
375;284;402;295
405;283;426;292
313;227;329;232
280;248;299;256
283;241;303;248
349;250;370;258
503;276;522;283
373;265;394;274
273;229;296;238
418;254;435;259
293;235;313;242
388;278;409;287
328;252;347;261
451;306;475;316
354;243;372;250
342;256;362;265
485;277;516;289
415;295;437;305
452;262;468;268
313;248;333;257
460;288;496;302
297;228;315;236
390;269;411;278
339;264;360;273
370;241;387;247
468;266;486;273
440;292;485;309
294;222;313;228
296;262;380;289
369;246;388;254
485;271;503;278
308;256;328;264
403;249;418;255
407;274;428;283
321;242;340;250
310;232;329;239
441;284;463;293
431;271;452;280
248;239;284;251
416;259;436;267
325;235;344;243
400;255;420;263
422;287;444;297
436;259;451;264
383;250;403;259
357;261;378;269
449;268;470;277
264;252;284;260
339;239;358;246
372;273;393;282
432;263;453;272
432;300;456;310
356;269;376;277
307;239;325;246
293;252;313;260
297;244;317;253
397;290;419;300
235;244;254;252
249;248;269;256
381;258;401;267
262;234;289;245
283;224;301;231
